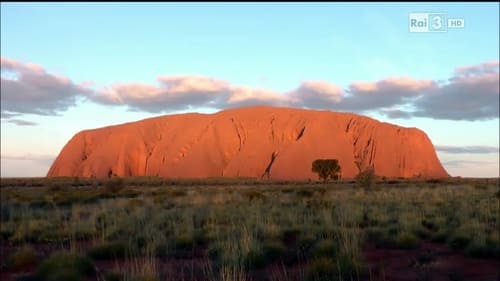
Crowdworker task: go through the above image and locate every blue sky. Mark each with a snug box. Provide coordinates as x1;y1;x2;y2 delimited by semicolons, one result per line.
1;2;499;177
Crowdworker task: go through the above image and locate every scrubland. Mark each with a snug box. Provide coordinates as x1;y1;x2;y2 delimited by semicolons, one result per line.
0;177;499;281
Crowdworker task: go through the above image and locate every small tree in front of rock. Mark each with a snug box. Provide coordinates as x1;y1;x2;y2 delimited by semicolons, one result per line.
354;146;376;189
312;159;342;183
355;166;376;189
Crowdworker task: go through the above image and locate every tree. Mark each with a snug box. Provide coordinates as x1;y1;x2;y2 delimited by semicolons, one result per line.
312;159;342;183
353;146;376;189
355;166;376;189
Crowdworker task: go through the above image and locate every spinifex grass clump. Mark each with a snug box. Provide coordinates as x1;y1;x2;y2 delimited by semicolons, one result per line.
7;245;38;270
36;251;95;281
87;241;129;260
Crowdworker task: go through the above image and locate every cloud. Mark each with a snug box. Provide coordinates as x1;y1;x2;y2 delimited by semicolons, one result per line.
436;145;499;154
0;111;20;119
1;154;55;165
227;86;287;107
86;76;231;112
1;57;90;118
412;61;499;120
455;60;500;76
288;81;343;109
290;62;498;120
5;119;38;126
86;76;289;112
442;159;496;168
379;109;414;119
85;61;500;120
339;77;437;111
2;57;498;121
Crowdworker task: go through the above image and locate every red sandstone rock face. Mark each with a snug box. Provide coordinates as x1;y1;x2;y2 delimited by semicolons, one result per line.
47;106;449;179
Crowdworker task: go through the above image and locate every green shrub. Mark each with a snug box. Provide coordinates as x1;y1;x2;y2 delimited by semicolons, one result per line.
8;245;38;269
262;240;286;262
11;220;51;243
173;233;194;250
411;225;431;239
448;233;471;250
365;227;386;244
305;257;337;281
154;243;170;258
395;232;419;249
297;234;316;253
296;189;314;198
104;271;122;281
207;244;221;261
281;228;301;245
430;230;448;243
29;200;51;209
36;251;94;281
0;228;14;241
366;228;419;250
421;219;438;231
312;239;337;258
245;249;267;269
88;242;128;260
465;237;500;259
387;223;400;236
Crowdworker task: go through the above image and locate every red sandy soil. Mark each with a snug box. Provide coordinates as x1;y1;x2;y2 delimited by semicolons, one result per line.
364;241;500;281
2;240;498;281
47;106;449;179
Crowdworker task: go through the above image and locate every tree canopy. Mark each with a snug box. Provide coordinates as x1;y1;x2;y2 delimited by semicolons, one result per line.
311;159;342;182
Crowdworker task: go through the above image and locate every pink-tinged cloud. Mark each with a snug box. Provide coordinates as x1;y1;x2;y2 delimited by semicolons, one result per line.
351;77;436;93
158;76;228;93
228;86;287;106
1;57;44;73
328;77;436;112
413;60;499;120
288;81;343;109
86;76;232;112
1;57;90;118
88;76;288;112
2;57;498;121
455;60;500;76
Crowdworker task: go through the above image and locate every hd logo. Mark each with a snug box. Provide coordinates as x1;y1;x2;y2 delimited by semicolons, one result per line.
409;13;465;33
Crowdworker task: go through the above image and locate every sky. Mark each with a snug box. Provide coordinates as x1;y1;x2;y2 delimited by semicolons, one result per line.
1;2;499;178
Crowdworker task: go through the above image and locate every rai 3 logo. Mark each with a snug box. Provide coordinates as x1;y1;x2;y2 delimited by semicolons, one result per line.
409;13;465;33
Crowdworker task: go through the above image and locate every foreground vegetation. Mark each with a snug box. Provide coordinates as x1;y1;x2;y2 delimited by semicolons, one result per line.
0;177;499;281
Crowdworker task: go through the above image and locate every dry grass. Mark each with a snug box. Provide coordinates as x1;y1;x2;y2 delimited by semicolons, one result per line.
0;177;498;280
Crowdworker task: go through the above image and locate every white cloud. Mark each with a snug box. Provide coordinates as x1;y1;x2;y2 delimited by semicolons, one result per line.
2;57;498;121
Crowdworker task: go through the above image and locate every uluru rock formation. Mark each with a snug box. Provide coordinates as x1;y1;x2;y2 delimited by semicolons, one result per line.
47;106;449;179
